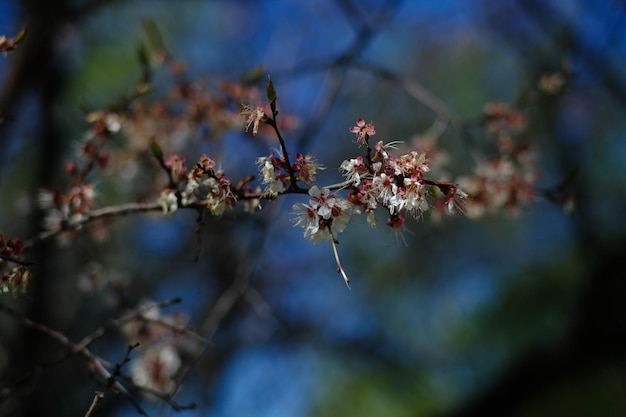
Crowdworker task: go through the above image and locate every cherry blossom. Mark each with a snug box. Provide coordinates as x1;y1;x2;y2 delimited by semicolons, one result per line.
349;118;376;144
292;186;352;243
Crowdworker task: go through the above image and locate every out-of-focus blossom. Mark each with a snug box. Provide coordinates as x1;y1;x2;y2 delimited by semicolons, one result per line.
131;345;182;396
484;101;526;138
0;265;30;296
157;189;178;214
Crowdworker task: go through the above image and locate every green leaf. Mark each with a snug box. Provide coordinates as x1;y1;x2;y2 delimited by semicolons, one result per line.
150;139;164;161
137;42;152;84
241;65;266;85
142;19;165;52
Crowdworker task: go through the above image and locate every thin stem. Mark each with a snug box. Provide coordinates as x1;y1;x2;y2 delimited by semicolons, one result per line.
323;179;356;191
25;202;162;248
266;112;300;191
328;225;351;289
422;179;456;192
73;133;108;188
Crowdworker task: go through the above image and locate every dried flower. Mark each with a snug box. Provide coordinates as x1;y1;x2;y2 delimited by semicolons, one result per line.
241;103;267;136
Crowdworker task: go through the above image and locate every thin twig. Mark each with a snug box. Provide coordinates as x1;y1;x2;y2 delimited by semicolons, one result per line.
0;303;130;396
83;391;104;417
24;202;162;248
0;302;184;416
139;316;213;347
174;231;257;390
199;267;250;338
266;118;300;191
109;343;140;387
328;225;351;289
76;297;183;349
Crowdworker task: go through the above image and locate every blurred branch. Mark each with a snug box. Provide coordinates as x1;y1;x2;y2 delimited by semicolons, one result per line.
199;260;251;339
24;202;163;248
484;0;626;107
76;298;183;349
0;302;134;402
271;0;461;149
334;0;402;66
294;70;347;151
139;316;213;348
354;62;463;127
0;298;201;415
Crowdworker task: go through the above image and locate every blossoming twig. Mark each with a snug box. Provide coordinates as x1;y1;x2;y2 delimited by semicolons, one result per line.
264;76;301;191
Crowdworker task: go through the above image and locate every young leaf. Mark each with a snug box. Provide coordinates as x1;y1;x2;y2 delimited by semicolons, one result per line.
267;75;277;114
150;139;164;162
266;75;277;102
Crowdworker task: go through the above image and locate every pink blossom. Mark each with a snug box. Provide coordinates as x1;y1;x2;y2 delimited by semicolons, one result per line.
349;118;376;144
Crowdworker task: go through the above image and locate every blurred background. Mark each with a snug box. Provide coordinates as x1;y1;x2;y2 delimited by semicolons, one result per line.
1;0;626;416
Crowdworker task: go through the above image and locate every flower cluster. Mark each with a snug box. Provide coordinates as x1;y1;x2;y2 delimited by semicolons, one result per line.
288;119;471;285
292;186;352;243
37;108;113;237
131;345;182;396
257;152;288;197
338;121;466;228
121;301;193;397
257;151;322;197
483;101;526;139
1;265;30;296
342;143;431;224
180;154;237;215
38;184;97;231
0;234;30;296
85;110;123;137
458;102;538;217
157;188;179;214
23;74;547;297
458;143;537;218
